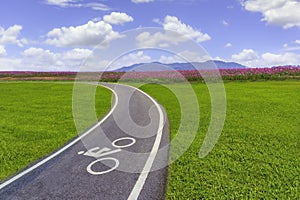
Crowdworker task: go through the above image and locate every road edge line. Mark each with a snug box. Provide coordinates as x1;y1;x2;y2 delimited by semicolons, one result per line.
125;85;165;200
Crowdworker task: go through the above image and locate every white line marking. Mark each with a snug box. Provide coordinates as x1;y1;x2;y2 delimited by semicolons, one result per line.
82;147;122;159
0;84;118;190
112;137;136;148
87;157;119;175
126;85;165;200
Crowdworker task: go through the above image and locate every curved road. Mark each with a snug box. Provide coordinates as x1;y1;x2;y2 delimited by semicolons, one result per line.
0;83;170;200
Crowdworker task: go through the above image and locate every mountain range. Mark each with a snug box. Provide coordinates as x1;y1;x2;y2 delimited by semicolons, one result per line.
114;60;247;72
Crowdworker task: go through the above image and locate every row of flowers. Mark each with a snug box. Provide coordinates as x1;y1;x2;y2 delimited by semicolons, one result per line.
100;66;300;82
1;66;299;82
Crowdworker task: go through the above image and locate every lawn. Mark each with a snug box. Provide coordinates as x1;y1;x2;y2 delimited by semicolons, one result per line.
0;82;112;181
139;81;300;199
0;81;299;199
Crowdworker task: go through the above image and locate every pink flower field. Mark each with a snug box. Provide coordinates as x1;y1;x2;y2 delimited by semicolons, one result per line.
0;66;299;82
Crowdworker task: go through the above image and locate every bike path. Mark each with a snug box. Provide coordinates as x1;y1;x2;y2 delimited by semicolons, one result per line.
0;83;170;200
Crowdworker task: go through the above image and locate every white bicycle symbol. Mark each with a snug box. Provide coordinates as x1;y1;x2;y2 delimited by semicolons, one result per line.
78;137;136;175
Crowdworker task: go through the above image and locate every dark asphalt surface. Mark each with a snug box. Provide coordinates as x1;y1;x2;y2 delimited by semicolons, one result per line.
0;83;170;200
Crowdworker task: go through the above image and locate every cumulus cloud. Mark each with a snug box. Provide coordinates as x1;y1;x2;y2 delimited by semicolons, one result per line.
45;0;111;11
163;15;211;42
261;52;300;66
295;40;300;45
0;45;6;56
231;48;300;67
110;51;152;69
231;49;261;66
0;25;27;47
18;47;94;71
137;15;210;47
242;0;300;29
103;12;134;25
0;57;22;71
136;31;174;47
45;20;122;47
225;43;232;48
62;48;93;60
22;47;60;68
232;49;259;61
131;0;154;3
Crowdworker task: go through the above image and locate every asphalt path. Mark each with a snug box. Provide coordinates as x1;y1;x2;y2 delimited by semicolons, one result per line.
0;83;170;200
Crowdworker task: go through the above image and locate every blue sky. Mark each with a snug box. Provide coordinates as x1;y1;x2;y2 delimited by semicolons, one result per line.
0;0;300;71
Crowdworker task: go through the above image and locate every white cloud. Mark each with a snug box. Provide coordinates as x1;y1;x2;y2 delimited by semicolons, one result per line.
0;57;22;71
46;0;77;7
242;0;300;29
91;17;102;22
0;25;27;47
45;0;111;11
163;15;211;43
225;43;232;48
136;31;173;47
152;18;161;24
222;20;229;26
261;52;300;66
45;20;122;47
131;0;154;3
159;55;182;64
232;49;259;61
18;47;94;71
62;48;93;60
282;41;300;51
0;45;6;56
84;3;111;11
110;51;152;69
231;49;261;66
231;48;300;67
103;12;134;25
22;47;59;68
137;15;210;47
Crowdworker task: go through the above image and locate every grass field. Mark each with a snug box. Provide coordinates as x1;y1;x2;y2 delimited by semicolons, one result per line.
0;81;299;199
140;81;300;199
0;82;112;181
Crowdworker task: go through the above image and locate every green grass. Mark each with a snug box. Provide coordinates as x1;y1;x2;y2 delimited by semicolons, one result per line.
0;82;112;181
1;81;299;199
139;81;300;199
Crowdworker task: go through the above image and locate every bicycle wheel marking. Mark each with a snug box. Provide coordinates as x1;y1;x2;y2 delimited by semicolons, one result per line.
87;157;120;175
112;137;136;148
79;137;136;175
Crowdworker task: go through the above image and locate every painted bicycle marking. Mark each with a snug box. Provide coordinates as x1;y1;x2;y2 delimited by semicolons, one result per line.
78;137;136;175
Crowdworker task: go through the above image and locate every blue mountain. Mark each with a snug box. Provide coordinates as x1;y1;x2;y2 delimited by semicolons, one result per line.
114;60;247;72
